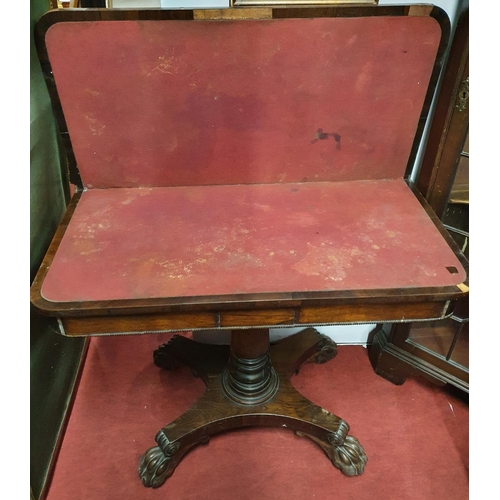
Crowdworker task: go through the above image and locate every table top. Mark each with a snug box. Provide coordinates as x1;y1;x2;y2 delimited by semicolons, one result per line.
43;14;441;189
30;7;466;334
38;179;466;307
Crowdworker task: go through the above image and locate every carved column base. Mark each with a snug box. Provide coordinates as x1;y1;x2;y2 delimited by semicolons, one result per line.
139;328;367;489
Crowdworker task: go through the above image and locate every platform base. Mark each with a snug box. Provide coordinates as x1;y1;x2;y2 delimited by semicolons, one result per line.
138;328;367;488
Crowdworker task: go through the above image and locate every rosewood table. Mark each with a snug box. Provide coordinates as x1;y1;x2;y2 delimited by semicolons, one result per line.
31;4;468;489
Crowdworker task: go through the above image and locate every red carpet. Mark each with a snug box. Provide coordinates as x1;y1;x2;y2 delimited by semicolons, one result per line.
45;333;468;500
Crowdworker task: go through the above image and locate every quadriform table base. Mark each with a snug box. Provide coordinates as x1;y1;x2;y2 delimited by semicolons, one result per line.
138;328;367;489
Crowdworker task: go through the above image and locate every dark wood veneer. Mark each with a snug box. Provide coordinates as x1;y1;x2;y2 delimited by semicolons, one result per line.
58;300;451;337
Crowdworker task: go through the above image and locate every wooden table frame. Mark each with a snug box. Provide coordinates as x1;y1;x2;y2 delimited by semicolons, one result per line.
31;4;468;489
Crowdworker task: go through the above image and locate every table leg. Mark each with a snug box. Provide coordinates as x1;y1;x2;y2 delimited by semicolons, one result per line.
138;328;367;488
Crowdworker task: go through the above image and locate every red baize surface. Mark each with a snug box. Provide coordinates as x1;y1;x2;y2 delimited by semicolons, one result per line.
39;15;463;305
45;334;469;500
41;180;466;303
45;16;441;188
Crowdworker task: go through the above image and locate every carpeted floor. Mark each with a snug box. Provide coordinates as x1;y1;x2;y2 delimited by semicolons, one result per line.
45;332;468;500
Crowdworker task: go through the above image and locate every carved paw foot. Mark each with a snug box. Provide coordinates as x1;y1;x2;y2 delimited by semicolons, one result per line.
313;335;338;364
154;336;184;370
329;435;367;476
295;420;366;477
138;446;175;488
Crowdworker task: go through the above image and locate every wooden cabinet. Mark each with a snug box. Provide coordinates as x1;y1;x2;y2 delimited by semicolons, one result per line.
369;6;469;393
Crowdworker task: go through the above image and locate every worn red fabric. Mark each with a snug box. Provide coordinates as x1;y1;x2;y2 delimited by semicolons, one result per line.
45;334;468;500
41;180;466;303
45;16;440;188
